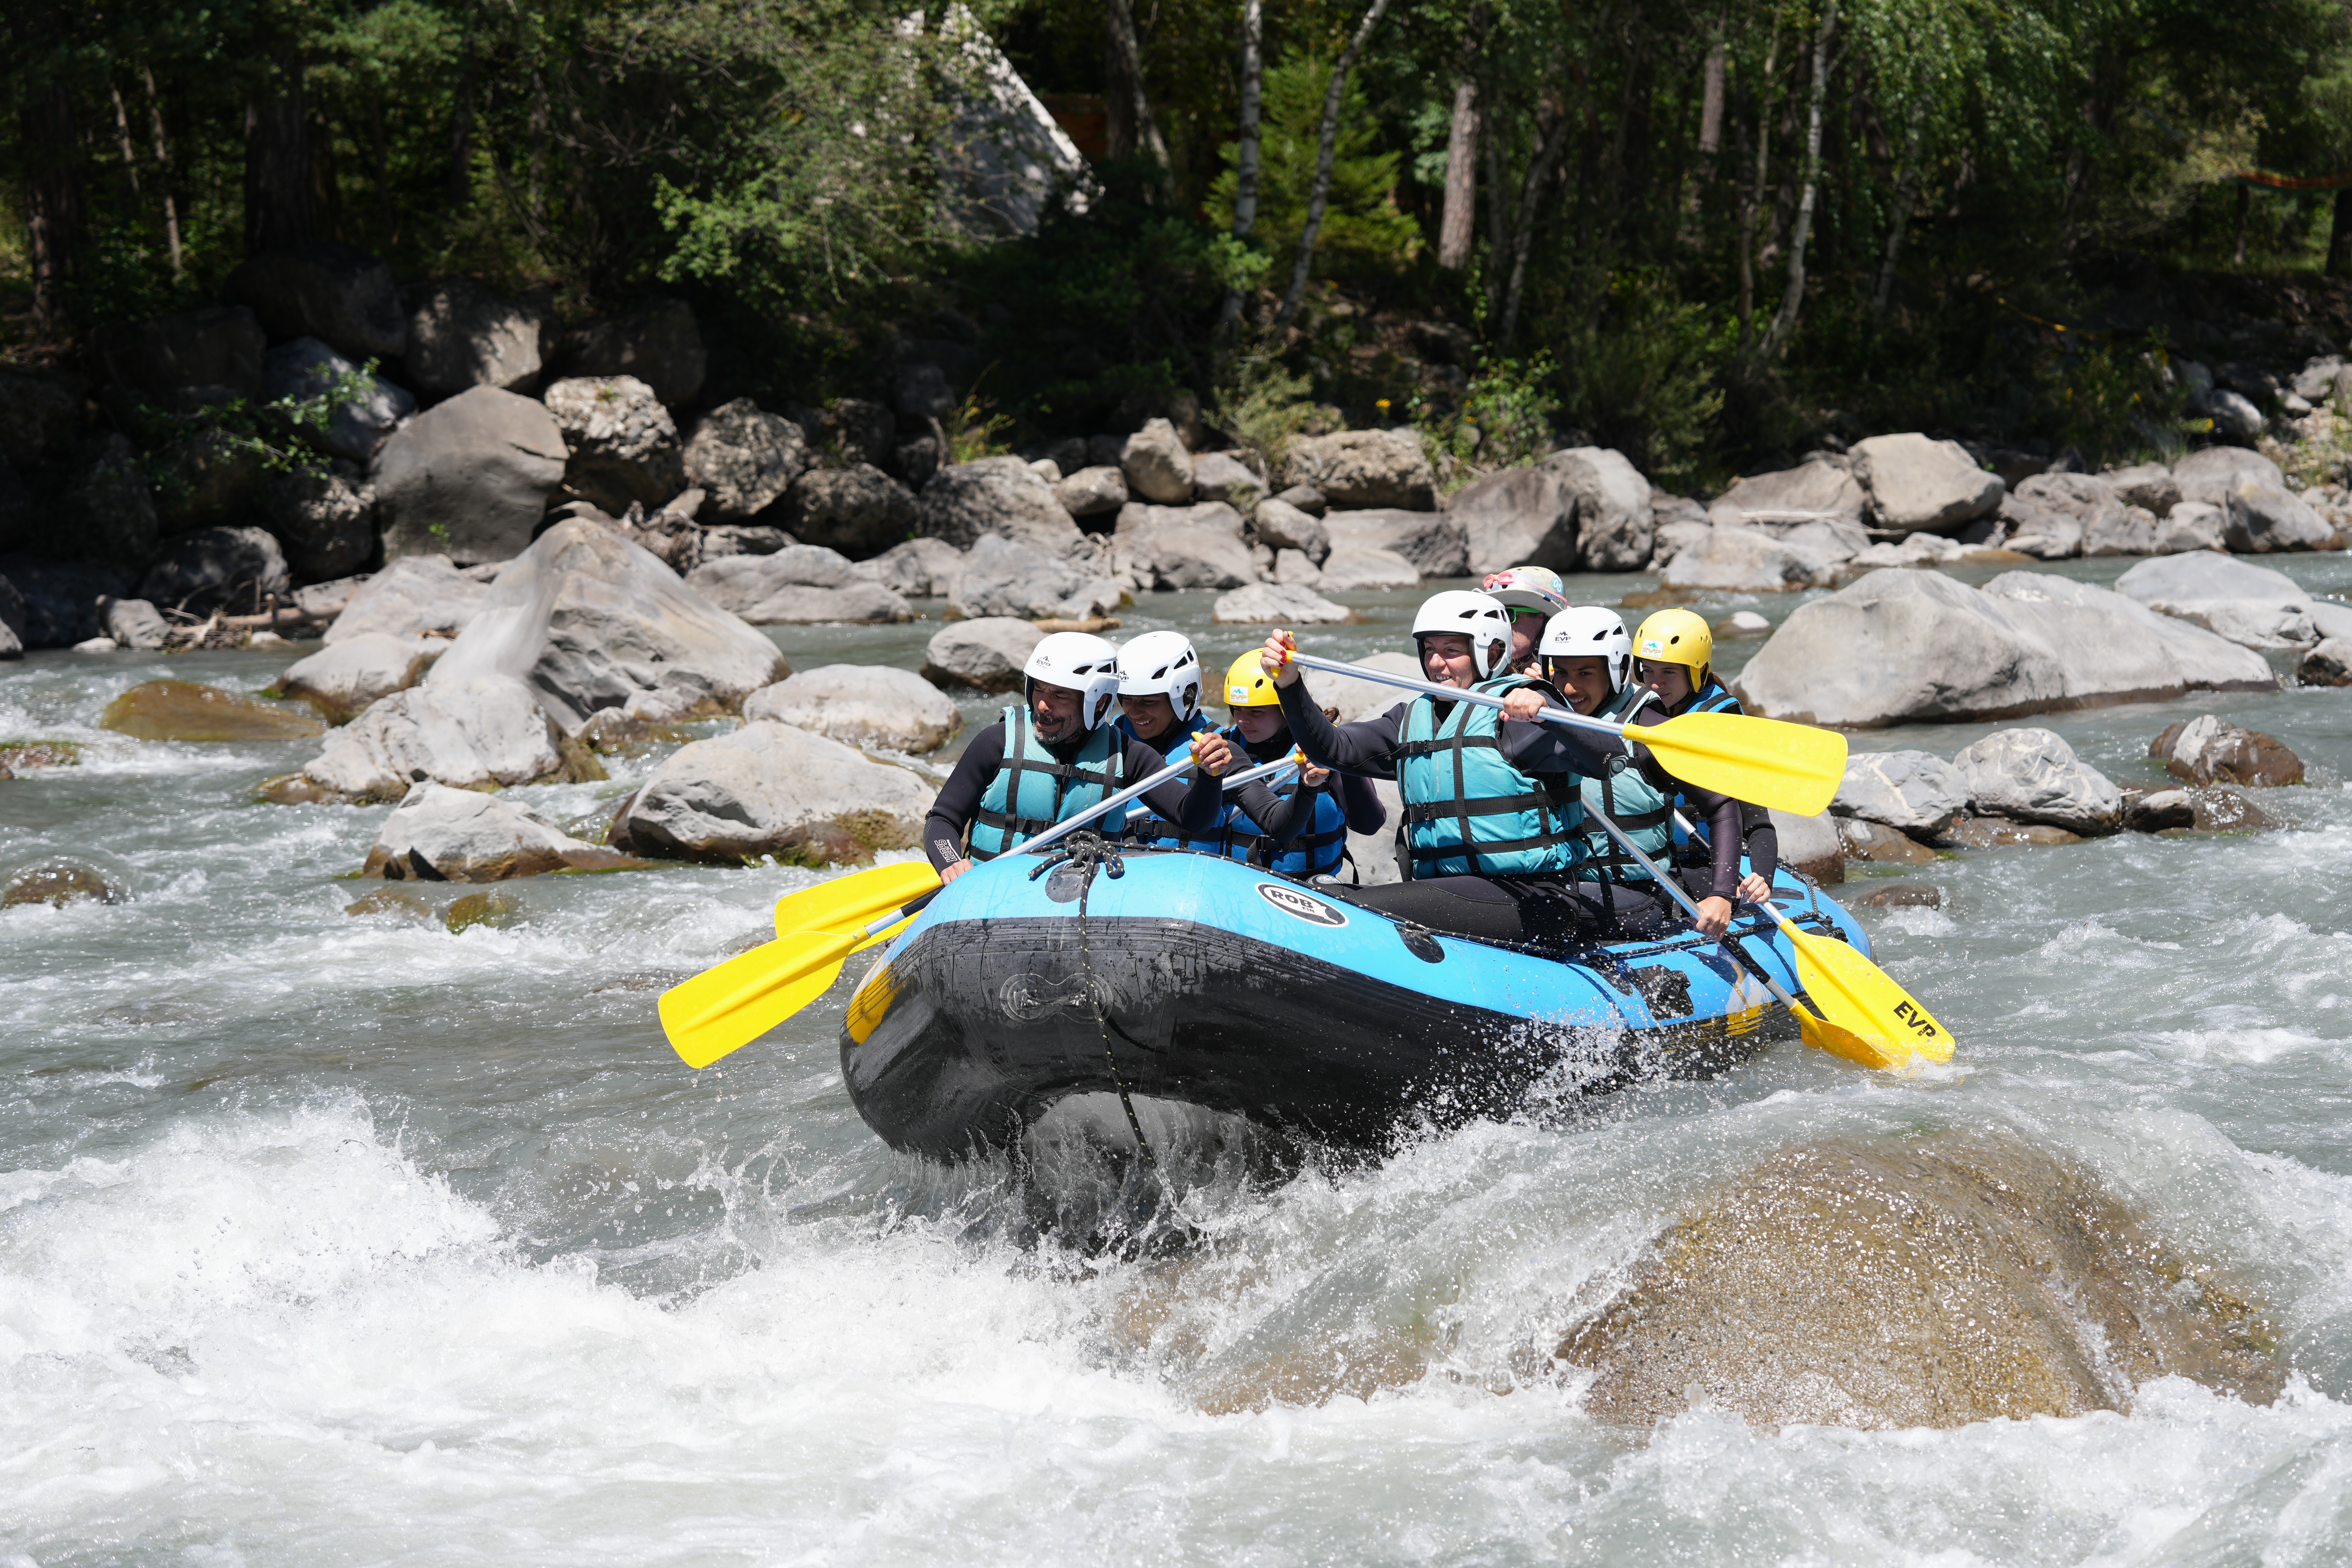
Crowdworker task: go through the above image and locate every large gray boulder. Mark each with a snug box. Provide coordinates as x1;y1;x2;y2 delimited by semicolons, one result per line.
543;375;684;517
1547;447;1654;569
138;525;291;616
97;595;170;651
89;305;266;399
362;781;621;881
1999;473;2127;561
548;299;705;409
277;631;433;723
1281;429;1436;510
403;280;546;398
1294;649;1423;724
1767;808;1844;885
2114;553;2319;649
1321;509;1468;579
325;555;489;644
2174;447;2283;509
438;518;789;725
2081;506;2162;558
617;721;931;865
1954;728;2123;834
259;462;377;582
1191;451;1266;511
1663;527;1843;592
1315;545;1422;590
2223;481;2334;553
262;338;415;462
1252;496;1331;564
918;456;1088;554
1734;568;2274;726
225;242;408;361
922;616;1043;691
684;546;912;625
2153;502;2227;555
849;536;964;599
787;463;918;556
1057;464;1128;518
374;386;568;564
1850;433;2004;535
742;664;963;754
955;532;1122;618
1706;458;1866;531
1448;465;1576;576
298;674;571;800
1114;501;1257;591
2105;462;2180;516
684;398;808;522
1212;581;1352;624
1120;416;1195;504
1833;751;1969;835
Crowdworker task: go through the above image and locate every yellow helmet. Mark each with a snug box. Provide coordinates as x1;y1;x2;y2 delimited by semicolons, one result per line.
1633;607;1713;676
1222;649;1281;708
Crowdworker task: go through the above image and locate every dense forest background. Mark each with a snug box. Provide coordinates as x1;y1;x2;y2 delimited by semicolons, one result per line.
12;0;2352;491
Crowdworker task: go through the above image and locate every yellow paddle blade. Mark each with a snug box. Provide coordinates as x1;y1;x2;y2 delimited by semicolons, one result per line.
773;860;942;940
659;927;863;1069
1642;710;1848;816
1778;918;1955;1069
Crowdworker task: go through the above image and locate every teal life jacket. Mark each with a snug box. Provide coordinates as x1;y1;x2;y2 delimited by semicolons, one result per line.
1121;711;1216;849
1576;687;1671;884
1222;771;1350;878
967;704;1126;860
1393;676;1585;879
1667;676;1746;867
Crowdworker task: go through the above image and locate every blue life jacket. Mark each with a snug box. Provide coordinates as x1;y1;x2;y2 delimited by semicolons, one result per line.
1576;687;1671;884
967;704;1126;860
1121;711;1216;849
1667;676;1745;867
1222;770;1350;878
1394;676;1585;879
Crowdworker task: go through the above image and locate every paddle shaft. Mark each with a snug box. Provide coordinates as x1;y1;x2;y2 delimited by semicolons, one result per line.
1286;651;1637;753
1588;801;1810;1019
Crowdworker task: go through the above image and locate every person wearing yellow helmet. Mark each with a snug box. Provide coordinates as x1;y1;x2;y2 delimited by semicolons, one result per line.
1212;651;1386;878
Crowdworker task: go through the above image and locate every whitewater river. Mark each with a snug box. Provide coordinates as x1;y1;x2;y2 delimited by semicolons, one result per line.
7;557;2352;1564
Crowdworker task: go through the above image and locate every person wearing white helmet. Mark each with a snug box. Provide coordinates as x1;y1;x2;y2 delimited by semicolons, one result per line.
1114;630;1230;851
923;631;1235;883
1503;607;1775;938
1252;592;1633;949
1479;566;1570;675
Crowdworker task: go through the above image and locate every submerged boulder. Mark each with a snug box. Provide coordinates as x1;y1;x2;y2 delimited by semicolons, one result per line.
363;781;629;881
742;664;963;754
100;679;323;741
1735;568;2274;726
1953;727;2124;834
617;721;931;865
922;617;1043;692
1561;1131;2280;1432
2151;715;2306;787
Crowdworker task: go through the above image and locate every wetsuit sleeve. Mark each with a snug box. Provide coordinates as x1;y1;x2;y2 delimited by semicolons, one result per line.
1697;795;1744;900
1743;806;1780;884
1274;681;1404;776
1123;737;1226;836
1338;770;1387;834
1232;776;1312;843
923;723;1004;871
1619;706;1768;898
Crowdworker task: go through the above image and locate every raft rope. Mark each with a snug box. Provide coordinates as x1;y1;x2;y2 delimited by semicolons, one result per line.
1028;832;1157;1169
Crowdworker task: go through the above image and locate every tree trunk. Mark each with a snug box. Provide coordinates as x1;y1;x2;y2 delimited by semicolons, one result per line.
1276;0;1397;326
446;21;479;210
20;85;88;336
1679;38;1727;245
1758;0;1836;363
1737;9;1784;349
1216;0;1266;333
1501;103;1575;341
1870;92;1925;319
244;50;315;253
108;82;145;195
141;67;185;277
1438;5;1490;270
2327;189;2352;277
1102;0;1170;173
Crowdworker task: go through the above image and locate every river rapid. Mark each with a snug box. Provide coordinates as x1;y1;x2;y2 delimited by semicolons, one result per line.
8;557;2352;1565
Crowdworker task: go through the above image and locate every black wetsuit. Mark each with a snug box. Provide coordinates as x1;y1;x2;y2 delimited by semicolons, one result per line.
1622;693;1780;907
922;719;1226;872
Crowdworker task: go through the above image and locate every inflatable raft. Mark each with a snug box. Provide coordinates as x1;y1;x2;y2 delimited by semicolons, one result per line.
839;845;1874;1159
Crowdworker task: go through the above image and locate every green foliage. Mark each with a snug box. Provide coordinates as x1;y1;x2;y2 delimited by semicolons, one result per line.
1204;57;1420;278
2030;333;2193;464
1412;353;1561;489
1212;333;1321;473
1558;274;1734;488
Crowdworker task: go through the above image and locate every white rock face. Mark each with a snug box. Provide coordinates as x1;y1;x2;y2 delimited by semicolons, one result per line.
953;532;1122;619
2113;553;2320;649
278;631;434;723
1850;433;2005;535
1447;465;1576;575
921;617;1045;692
1056;464;1128;518
1119;417;1195;505
1252;497;1330;563
1546;447;1653;569
685;546;912;625
1315;546;1421;591
1833;751;1970;834
618;721;932;865
2222;481;2335;553
1952;728;2123;834
849;537;967;599
300;675;569;799
2172;447;2284;509
1113;501;1257;591
1733;568;2273;726
1706;459;1867;531
742;664;964;754
1281;429;1436;511
325;555;489;644
1663;527;1842;591
362;781;618;881
1211;582;1352;624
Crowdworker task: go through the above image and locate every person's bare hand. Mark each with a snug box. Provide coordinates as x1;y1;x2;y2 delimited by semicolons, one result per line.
1192;731;1236;777
1501;687;1548;722
1694;895;1734;939
940;858;973;885
1261;629;1299;686
1737;871;1773;907
1300;762;1331;787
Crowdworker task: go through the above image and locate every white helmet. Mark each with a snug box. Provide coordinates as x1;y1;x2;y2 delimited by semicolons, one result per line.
1024;631;1121;731
1115;630;1203;721
1411;590;1513;680
1539;606;1633;693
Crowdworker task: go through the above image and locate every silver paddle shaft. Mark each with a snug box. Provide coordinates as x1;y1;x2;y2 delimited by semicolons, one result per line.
1286;651;1637;753
1590;798;1806;1017
1014;749;1297;859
